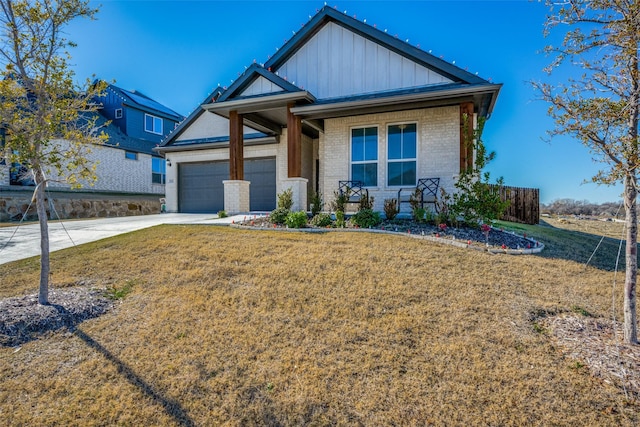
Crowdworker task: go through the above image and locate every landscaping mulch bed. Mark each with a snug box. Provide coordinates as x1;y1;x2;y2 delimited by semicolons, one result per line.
0;286;113;347
237;215;540;251
541;314;640;401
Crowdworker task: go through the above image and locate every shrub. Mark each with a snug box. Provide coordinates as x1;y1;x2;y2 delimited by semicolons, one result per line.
269;207;289;225
217;210;228;218
409;188;423;212
358;194;374;211
277;188;294;210
450;116;510;225
285;211;308;228
311;213;332;227
330;190;349;213
412;207;426;222
310;191;323;217
351;209;381;228
335;210;346;228
383;198;398;220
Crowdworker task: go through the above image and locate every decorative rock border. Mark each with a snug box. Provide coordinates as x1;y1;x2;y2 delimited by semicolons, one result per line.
229;216;544;255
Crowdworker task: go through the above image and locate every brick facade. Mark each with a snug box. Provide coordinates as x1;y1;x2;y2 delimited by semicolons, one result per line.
320;105;461;212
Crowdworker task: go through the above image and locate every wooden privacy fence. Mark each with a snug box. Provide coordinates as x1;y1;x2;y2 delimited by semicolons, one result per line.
488;184;540;225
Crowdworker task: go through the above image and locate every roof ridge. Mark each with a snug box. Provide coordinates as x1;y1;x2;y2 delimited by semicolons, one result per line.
264;5;489;85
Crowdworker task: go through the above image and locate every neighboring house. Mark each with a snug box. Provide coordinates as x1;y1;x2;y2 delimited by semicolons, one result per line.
0;83;184;194
156;6;501;214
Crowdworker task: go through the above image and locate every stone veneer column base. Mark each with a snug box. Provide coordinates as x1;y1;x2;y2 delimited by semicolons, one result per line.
282;178;308;212
223;180;250;214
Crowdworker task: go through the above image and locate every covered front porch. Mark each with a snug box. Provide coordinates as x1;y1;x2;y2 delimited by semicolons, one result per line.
202;85;320;214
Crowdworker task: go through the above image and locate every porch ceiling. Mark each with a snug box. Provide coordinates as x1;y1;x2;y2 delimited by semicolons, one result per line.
202;91;320;137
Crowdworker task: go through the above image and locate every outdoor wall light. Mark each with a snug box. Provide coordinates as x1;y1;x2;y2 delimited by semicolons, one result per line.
166;158;172;167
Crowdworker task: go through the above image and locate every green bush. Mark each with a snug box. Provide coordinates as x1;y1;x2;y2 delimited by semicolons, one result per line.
311;212;332;227
383;198;398;220
412;207;426;222
277;188;294;210
217;210;228;218
310;191;323;217
285;211;308;228
269;207;289;225
335;210;346;228
351;209;381;228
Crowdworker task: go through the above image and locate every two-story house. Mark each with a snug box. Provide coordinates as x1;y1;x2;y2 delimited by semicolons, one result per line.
1;82;184;194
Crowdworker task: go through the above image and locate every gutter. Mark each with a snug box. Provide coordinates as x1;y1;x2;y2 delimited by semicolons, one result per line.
290;84;502;118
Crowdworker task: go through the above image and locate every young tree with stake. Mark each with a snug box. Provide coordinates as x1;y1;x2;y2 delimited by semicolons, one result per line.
534;0;639;343
0;0;107;304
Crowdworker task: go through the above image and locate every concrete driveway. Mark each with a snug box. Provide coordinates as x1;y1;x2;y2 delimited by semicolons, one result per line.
0;213;247;265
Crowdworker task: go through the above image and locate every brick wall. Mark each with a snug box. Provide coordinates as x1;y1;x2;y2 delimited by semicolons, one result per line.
320;106;460;212
3;140;163;195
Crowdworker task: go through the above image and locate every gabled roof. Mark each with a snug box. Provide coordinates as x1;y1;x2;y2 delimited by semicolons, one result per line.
106;84;183;121
83;111;162;156
216;63;306;103
265;6;489;86
159;87;224;147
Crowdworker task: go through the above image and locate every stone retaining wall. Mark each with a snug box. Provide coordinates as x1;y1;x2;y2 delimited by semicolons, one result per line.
0;188;162;222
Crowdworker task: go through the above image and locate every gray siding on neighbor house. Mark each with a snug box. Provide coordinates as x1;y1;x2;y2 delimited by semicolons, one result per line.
276;22;452;100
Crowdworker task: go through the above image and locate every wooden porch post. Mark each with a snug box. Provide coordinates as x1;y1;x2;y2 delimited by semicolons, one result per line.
229;110;244;180
287;103;302;178
460;102;475;173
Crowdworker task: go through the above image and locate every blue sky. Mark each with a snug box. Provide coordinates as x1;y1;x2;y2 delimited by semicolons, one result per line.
66;0;625;204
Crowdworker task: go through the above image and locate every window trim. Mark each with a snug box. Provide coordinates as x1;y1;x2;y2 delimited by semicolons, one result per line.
350;125;379;188
144;113;163;135
386;122;418;188
115;108;123;119
151;157;166;185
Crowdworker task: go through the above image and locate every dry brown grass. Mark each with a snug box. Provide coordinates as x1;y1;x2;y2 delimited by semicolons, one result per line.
0;222;638;426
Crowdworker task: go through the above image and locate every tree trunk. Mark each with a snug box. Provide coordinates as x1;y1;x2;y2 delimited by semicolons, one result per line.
623;173;638;344
34;169;50;305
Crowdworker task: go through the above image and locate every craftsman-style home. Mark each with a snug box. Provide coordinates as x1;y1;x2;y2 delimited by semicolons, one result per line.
157;6;501;214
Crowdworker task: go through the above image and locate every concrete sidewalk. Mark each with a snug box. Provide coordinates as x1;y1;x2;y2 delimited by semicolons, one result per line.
0;213;258;265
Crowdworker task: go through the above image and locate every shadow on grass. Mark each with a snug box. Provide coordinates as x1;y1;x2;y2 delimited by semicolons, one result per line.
499;219;636;271
73;328;196;427
1;299;111;347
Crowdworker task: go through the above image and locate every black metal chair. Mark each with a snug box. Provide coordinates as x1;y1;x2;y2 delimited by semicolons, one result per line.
338;180;368;204
397;177;440;212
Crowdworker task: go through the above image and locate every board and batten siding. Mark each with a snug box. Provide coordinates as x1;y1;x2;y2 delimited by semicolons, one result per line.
276;22;452;100
241;76;286;97
175;112;262;142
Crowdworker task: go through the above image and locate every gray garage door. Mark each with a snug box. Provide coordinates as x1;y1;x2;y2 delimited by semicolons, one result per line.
178;158;276;213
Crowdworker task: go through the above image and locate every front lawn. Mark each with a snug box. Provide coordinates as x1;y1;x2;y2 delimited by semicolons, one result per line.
0;223;637;425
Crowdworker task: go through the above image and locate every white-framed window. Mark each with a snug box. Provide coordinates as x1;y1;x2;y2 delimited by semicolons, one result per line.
144;113;163;135
387;123;417;187
115;108;123;119
350;126;378;187
125;151;138;160
152;157;166;184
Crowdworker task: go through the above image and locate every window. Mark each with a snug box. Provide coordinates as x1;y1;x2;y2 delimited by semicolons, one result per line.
125;151;138;160
144;113;163;135
152;157;166;184
351;127;378;187
115;108;123;119
387;123;417;186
